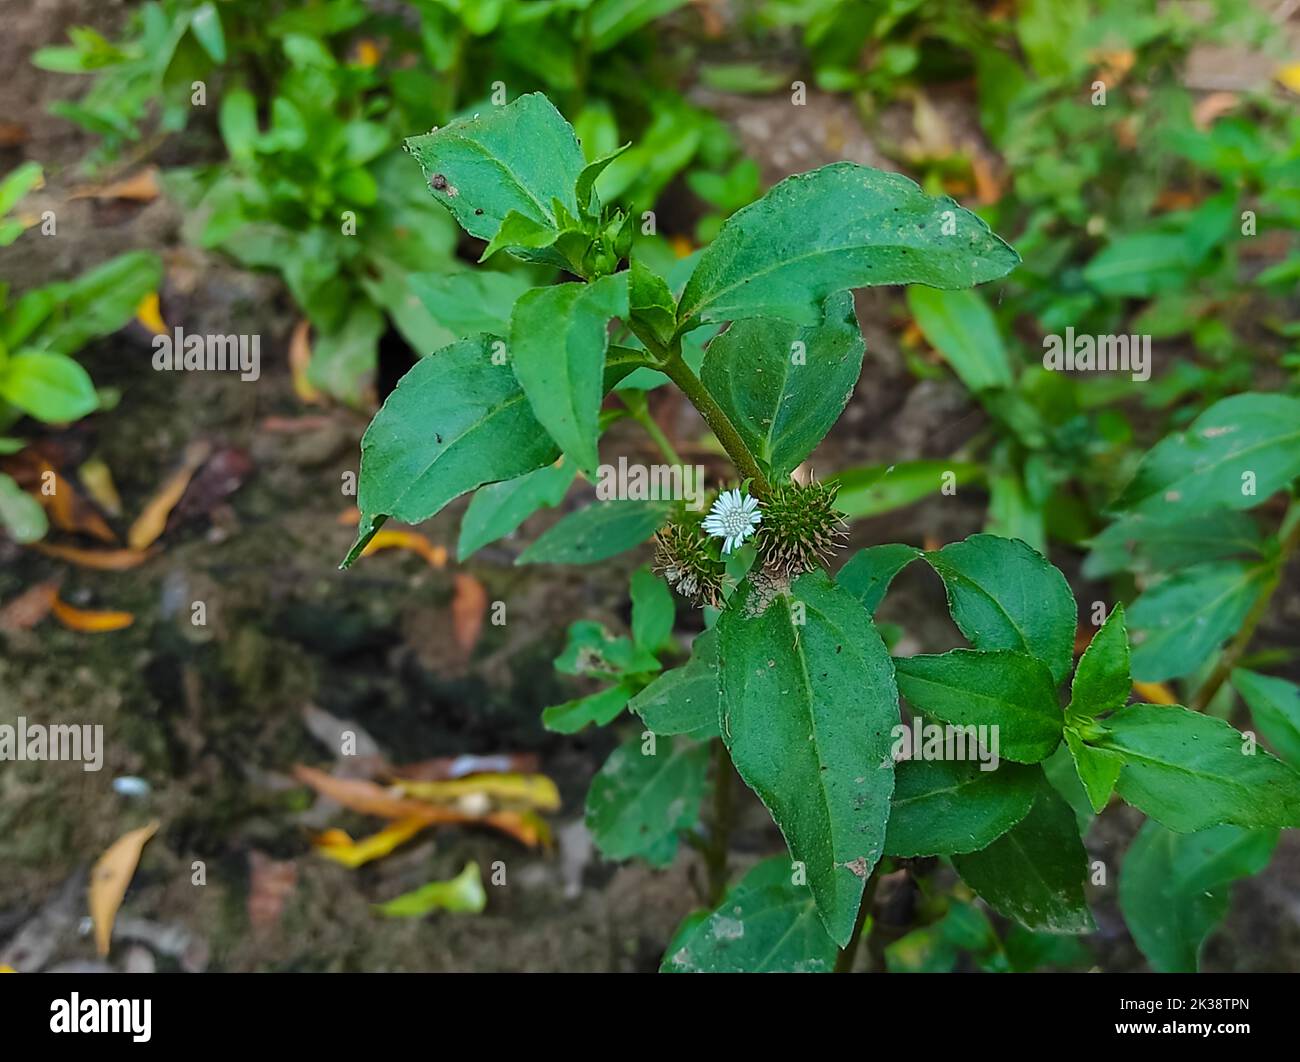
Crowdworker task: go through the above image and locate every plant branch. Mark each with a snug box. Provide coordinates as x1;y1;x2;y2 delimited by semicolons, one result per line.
1190;502;1300;712
834;867;881;973
655;343;773;497
704;737;736;906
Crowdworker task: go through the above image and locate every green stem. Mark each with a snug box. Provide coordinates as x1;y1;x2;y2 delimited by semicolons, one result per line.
652;341;773;498
834;867;881;973
1190;502;1300;712
705;738;735;906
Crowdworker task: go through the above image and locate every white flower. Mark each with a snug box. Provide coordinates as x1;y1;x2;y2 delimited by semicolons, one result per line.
702;488;762;554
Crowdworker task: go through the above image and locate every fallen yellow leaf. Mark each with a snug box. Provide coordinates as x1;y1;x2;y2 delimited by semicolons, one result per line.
0;965;16;972
1133;680;1177;705
89;821;159;956
79;457;123;517
354;39;381;68
127;440;212;550
394;772;561;812
135;292;167;337
50;594;134;633
359;529;447;568
313;818;430;868
1276;62;1300;94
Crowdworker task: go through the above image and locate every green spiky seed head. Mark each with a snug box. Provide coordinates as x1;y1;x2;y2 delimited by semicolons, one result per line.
755;478;848;577
653;518;726;608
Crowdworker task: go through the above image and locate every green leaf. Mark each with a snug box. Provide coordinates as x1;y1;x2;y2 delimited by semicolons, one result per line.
372;862;486;917
925;533;1078;685
1128;561;1266;683
218;87;257;160
1097;704;1300;831
555;619;658;678
541;681;634;734
628;255;676;348
37;251;161;356
836;544;921;614
700;291;865;478
586;734;709;866
1119;821;1277;972
661;855;838;973
344;335;559;567
894;650;1063;764
1084;509;1264;579
1112;393;1300;519
628;628;721;740
718;570;897;946
307;302;384;406
0;351;98;422
478;209;561;263
884;759;1038;857
508;273;628;474
516;500;671;565
188;2;227;63
1231;669;1300;770
409;270;532;341
1066;604;1130;723
951;783;1095;933
631;566;675;651
0;471;47;543
404;93;586;269
1082;233;1190;297
1064;730;1124;814
830;460;982;519
677;162;1019;330
905;286;1012;391
0;162;42;217
575;142;630;213
457;461;575;560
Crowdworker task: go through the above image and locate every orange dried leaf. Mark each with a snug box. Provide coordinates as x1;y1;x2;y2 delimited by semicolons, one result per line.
1193;91;1238;130
451;573;487;653
289;319;323;405
50;594;134;633
293;764;460;821
29;542;153;570
486;809;553;850
313;818;430;868
337;506;361;526
127;440;212;550
359;529;447;568
36;462;116;543
70;166;160;202
89;820;160;956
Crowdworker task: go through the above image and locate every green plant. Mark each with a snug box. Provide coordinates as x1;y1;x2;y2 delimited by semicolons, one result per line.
41;0;754;403
0;164;161;543
339;93;1300;972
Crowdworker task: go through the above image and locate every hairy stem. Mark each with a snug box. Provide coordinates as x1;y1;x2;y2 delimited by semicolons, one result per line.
834;868;881;973
1190;502;1300;712
705;737;736;906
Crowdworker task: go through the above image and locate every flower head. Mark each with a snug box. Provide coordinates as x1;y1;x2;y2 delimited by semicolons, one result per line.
755;477;847;577
702;488;762;554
